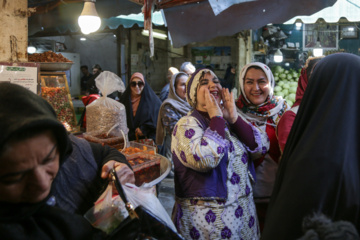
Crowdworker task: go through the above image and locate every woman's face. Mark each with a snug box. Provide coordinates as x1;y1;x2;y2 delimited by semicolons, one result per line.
92;68;99;75
0;131;59;203
130;77;144;96
243;68;270;105
196;72;222;111
175;75;188;100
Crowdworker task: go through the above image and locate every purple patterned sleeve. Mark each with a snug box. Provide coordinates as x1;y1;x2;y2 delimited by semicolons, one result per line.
209;116;226;138
230;116;258;150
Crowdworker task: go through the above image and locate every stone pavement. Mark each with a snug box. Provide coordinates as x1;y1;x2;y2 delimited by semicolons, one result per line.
158;178;175;217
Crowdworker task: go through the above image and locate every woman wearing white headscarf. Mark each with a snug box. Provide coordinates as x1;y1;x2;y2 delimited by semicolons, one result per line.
156;72;191;161
236;62;290;231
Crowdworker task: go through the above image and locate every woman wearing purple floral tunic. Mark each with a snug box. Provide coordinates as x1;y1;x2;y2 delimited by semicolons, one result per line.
171;69;269;239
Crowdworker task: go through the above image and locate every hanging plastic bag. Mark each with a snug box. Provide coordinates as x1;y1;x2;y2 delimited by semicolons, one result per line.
85;170;183;239
86;71;128;141
84;183;129;234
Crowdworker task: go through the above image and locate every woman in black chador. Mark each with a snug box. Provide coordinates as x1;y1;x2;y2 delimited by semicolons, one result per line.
262;53;360;239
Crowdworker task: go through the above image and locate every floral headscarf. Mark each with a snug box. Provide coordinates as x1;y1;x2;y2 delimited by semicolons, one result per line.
186;68;216;108
236;62;289;126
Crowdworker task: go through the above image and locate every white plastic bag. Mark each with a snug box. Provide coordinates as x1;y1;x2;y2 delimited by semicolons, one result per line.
123;183;177;233
86;71;128;138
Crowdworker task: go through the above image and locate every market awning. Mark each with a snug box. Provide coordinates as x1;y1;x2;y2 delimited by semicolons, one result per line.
37;11;165;35
28;0;146;36
30;7;165;36
161;0;337;47
284;0;360;24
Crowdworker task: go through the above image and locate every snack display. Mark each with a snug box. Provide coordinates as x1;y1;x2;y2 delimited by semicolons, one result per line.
28;51;72;62
83;131;125;149
127;154;161;187
41;86;76;129
122;141;156;157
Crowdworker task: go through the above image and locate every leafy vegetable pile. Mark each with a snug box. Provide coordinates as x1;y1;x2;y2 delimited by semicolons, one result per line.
273;66;301;107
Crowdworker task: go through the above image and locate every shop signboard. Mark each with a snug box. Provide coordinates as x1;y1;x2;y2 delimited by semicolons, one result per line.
303;23;338;51
0;62;40;94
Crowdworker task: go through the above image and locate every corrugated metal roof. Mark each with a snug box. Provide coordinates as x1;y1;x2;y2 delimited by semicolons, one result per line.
284;0;360;24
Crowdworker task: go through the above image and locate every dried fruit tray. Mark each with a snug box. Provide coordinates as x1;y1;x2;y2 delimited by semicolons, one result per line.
127;153;161;186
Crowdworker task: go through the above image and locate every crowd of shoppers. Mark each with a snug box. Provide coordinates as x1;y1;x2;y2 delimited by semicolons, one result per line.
2;54;360;239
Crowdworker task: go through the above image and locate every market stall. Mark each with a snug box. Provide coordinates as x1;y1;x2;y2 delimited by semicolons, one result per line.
29;51;77;131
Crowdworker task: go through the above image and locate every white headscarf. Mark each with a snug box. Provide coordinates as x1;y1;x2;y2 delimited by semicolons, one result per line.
237;62;288;126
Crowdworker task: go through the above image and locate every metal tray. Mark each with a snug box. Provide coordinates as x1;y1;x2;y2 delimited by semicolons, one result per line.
40;62;73;71
142;154;171;187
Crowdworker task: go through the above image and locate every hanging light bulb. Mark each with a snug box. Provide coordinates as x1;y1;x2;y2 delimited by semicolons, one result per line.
313;37;323;57
27;45;36;54
78;0;101;35
274;49;283;63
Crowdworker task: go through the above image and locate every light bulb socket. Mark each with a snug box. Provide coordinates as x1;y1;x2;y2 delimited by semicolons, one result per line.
80;1;99;17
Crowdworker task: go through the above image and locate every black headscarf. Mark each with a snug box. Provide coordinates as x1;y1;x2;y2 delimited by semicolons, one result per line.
120;78;161;141
0;83;101;239
262;53;360;239
0;82;71;162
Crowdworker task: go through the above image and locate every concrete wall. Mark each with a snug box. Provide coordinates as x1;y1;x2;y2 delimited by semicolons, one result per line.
0;0;28;62
36;33;118;74
35;30;241;94
129;29;169;93
128;30;239;93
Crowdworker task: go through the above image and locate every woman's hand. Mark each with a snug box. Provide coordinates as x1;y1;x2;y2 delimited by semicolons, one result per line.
203;88;223;118
135;127;143;137
101;160;135;185
221;88;237;124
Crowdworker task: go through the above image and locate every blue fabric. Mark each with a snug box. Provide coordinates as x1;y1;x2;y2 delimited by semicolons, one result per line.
52;135;105;215
173;110;228;199
159;83;169;102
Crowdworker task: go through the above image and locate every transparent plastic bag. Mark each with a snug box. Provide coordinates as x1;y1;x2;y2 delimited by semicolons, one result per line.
84;184;129;234
86;71;128;138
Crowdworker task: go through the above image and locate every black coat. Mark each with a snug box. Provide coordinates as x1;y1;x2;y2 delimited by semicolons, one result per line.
0;83;103;239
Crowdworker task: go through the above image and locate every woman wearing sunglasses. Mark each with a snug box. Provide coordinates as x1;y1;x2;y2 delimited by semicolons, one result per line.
120;72;162;142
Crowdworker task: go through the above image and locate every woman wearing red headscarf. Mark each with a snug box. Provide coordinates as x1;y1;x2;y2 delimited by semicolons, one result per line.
277;57;324;153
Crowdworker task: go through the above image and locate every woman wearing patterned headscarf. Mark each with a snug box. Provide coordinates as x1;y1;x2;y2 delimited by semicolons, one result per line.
171;68;269;239
236;62;290;231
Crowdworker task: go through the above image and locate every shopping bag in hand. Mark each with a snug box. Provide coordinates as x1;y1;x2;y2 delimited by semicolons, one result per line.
84;183;129;234
107;169;184;240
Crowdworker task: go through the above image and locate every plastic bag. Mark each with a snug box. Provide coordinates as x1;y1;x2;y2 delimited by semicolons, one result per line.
85;182;177;235
86;71;128;138
123;183;177;233
84;184;129;234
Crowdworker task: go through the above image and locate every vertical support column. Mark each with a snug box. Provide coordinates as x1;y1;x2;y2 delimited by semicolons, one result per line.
118;26;130;86
0;0;28;62
236;30;253;97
